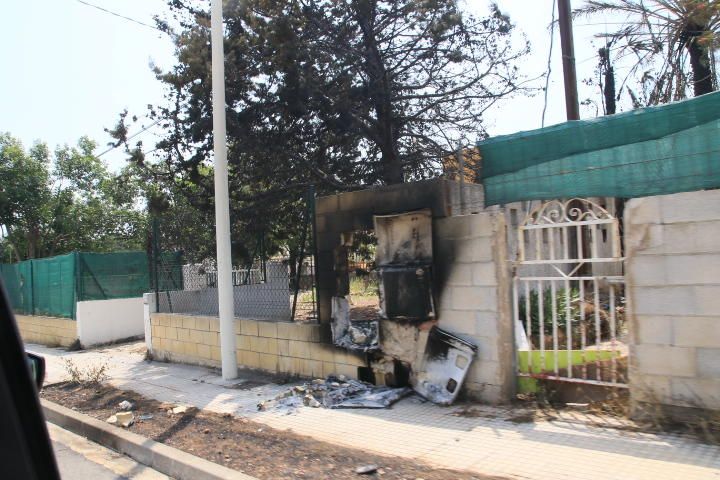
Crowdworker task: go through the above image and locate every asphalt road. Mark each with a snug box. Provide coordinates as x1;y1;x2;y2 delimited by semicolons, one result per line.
48;422;171;480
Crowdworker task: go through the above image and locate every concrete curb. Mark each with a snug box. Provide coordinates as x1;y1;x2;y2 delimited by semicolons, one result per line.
42;399;256;480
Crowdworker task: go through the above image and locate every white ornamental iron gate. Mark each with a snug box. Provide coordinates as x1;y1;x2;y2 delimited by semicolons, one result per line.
513;198;628;388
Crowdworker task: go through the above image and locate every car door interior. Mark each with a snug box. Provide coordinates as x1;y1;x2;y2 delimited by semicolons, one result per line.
0;279;61;480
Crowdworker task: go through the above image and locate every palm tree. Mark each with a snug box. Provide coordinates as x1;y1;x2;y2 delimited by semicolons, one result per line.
576;1;720;105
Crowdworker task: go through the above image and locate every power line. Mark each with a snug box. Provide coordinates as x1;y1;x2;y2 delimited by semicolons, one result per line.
542;0;557;128
97;118;164;158
71;1;171;159
576;43;625;65
574;22;668;26
75;0;164;33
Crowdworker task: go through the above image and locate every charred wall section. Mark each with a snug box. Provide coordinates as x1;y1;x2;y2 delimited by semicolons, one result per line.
433;213;514;403
315;179;483;325
315;180;513;403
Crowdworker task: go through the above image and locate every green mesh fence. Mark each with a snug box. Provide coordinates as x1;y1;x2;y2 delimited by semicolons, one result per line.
479;92;720;205
30;253;77;318
78;252;150;301
0;262;32;315
0;251;182;319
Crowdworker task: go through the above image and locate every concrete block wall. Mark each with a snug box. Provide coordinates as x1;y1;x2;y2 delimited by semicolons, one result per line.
443;179;486;215
16;314;77;348
149;313;366;379
625;189;720;413
433;212;514;403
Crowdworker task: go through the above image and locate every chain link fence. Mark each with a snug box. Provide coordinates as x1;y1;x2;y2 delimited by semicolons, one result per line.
151;190;318;323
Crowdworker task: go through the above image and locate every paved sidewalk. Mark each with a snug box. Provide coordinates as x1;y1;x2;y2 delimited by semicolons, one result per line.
32;342;720;480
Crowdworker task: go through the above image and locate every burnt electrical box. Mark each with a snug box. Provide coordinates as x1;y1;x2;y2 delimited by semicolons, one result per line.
374;210;435;322
377;265;433;320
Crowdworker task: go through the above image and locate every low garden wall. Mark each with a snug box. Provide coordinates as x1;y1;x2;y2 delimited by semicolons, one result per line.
149;312;366;379
16;314;77;348
16;297;146;348
76;297;145;346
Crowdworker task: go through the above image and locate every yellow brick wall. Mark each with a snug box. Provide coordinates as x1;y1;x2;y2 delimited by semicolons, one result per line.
150;313;365;379
16;314;78;348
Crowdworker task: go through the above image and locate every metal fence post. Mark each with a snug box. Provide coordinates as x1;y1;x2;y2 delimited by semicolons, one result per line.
260;232;267;282
291;190;311;321
456;144;466;215
29;259;35;316
73;252;80;320
152;217;160;313
309;185;319;320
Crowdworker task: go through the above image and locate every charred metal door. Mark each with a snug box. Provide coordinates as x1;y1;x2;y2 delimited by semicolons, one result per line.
377;265;433;320
374;210;435;321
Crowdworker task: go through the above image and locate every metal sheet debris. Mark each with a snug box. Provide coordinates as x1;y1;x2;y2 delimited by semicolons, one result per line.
331;296;380;351
258;376;410;413
355;465;379;475
412;327;478;405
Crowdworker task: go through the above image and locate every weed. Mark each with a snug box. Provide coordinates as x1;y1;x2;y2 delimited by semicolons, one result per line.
587;389;630;417
519;380;720;445
632;387;720;445
63;358;109;385
349;274;378;298
696;414;720;444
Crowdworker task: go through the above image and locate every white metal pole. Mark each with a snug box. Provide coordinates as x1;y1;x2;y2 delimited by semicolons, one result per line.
211;0;237;380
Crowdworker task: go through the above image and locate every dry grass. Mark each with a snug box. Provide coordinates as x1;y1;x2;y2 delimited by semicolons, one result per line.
516;383;720;445
631;389;720;445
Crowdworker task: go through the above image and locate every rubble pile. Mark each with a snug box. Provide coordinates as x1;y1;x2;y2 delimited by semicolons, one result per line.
258;375;410;412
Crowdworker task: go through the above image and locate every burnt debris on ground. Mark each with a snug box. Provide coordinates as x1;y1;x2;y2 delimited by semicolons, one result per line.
258;375;411;413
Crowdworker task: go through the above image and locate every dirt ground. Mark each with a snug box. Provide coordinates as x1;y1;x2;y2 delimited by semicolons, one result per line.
349;295;381;321
42;382;504;480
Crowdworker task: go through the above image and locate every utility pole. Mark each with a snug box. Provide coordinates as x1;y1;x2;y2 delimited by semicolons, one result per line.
211;0;237;380
558;0;580;120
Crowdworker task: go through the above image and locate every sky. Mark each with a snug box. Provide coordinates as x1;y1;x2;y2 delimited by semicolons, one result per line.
1;0;618;172
0;0;175;170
